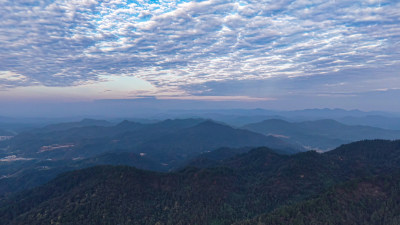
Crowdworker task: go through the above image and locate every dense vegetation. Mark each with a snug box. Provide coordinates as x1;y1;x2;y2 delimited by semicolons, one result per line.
0;152;163;195
1;140;400;224
239;173;400;225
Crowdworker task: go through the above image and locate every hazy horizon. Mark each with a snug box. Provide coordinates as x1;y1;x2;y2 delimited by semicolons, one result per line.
1;102;400;120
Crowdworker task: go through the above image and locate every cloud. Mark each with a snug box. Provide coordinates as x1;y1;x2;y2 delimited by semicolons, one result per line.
0;0;399;99
0;71;28;82
0;71;31;88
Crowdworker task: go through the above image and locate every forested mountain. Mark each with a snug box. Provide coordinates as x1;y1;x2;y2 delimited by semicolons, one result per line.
0;152;163;195
131;120;301;163
243;119;400;150
1;140;400;225
239;173;400;225
0;119;301;196
2;119;300;159
179;147;253;169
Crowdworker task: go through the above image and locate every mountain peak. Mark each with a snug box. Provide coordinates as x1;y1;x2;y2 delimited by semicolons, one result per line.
117;120;141;126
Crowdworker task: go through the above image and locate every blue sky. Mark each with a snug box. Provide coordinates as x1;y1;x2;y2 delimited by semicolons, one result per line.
0;0;400;112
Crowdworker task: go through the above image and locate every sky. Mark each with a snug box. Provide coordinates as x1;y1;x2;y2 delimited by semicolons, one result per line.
0;0;400;116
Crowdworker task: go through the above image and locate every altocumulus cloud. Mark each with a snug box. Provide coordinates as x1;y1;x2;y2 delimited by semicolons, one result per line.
0;0;399;97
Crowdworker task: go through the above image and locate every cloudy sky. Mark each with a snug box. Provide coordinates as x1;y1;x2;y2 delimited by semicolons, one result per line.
0;0;400;113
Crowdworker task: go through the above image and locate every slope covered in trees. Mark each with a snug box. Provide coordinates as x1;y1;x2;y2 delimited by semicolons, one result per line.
239;173;400;225
1;140;400;224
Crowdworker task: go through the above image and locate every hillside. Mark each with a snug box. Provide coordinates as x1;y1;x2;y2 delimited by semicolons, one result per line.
239;173;400;225
178;147;253;169
0;152;164;195
1;140;400;224
243;119;400;150
133;120;303;164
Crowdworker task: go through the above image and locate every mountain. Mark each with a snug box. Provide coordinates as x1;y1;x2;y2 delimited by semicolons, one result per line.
0;152;164;195
0;118;204;158
239;173;400;225
179;147;253;169
33;118;114;133
243;119;400;150
75;152;164;171
3;119;301;161
2;140;400;224
132;120;303;165
0;119;301;196
166;108;400;125
338;115;400;130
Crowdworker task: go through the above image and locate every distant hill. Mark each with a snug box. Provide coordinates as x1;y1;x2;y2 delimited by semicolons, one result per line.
243;119;400;150
2;140;400;224
33;118;114;133
178;108;399;125
338;115;400;130
4;119;301;161
133;120;303;164
0;118;204;157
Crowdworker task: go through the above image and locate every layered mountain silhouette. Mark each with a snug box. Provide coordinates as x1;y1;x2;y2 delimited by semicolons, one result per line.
0;119;302;196
3;119;301;159
243;119;400;150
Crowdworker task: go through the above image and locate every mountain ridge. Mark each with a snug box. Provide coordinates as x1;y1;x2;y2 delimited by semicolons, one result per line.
243;119;400;150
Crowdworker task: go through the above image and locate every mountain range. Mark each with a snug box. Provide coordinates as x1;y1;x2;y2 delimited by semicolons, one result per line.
1;115;400;224
0;119;301;196
1;140;400;224
243;119;400;150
